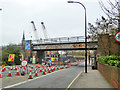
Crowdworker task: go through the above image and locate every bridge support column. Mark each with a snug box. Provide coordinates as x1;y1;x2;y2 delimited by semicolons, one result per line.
37;51;45;64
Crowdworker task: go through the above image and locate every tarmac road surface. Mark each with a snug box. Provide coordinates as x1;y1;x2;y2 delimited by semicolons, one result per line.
3;66;84;88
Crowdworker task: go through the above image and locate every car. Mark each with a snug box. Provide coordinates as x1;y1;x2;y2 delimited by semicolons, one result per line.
78;62;85;67
71;62;78;66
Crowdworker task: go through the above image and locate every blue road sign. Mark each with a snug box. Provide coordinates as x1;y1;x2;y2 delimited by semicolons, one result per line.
26;40;30;50
48;60;52;63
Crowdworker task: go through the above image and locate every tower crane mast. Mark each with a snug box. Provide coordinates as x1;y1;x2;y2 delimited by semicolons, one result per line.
31;21;39;40
41;22;48;39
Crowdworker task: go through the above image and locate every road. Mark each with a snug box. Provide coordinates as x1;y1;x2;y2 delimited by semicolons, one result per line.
3;66;84;88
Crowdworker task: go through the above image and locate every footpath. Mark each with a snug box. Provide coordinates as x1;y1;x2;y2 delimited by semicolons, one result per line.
69;65;116;89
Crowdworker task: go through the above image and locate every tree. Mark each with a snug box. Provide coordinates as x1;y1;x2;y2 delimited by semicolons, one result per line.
98;0;120;31
88;16;117;56
88;16;117;42
2;44;22;65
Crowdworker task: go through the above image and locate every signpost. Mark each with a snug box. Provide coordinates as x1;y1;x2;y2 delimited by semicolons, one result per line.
115;31;120;43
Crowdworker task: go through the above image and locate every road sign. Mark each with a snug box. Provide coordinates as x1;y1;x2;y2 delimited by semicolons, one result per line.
21;60;28;67
51;57;55;61
25;40;31;50
8;54;15;62
48;60;52;63
115;31;120;43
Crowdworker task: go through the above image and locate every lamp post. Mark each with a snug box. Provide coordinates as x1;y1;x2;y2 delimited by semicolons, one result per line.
68;1;87;73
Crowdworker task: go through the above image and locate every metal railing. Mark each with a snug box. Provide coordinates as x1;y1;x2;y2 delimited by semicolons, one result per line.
32;36;85;44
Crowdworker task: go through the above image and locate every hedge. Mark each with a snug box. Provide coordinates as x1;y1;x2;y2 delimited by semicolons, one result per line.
97;56;120;68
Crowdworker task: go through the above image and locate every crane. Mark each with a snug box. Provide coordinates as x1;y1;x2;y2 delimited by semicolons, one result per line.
41;22;59;61
31;21;39;41
41;22;49;39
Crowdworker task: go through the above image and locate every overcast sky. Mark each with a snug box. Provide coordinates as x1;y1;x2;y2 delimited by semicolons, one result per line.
0;0;107;46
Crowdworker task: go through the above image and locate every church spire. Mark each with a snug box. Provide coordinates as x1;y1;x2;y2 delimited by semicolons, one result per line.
22;31;25;41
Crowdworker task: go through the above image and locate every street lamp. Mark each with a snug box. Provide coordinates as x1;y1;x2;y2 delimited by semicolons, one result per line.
68;1;87;73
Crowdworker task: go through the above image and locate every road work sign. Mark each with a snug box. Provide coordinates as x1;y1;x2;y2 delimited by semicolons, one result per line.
8;54;15;62
115;31;120;43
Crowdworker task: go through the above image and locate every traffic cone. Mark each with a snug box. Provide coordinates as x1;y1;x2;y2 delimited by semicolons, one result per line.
28;64;30;68
67;65;70;68
23;67;25;74
38;66;40;68
42;69;46;75
51;68;53;72
60;66;62;69
4;67;6;71
44;68;46;72
53;67;55;71
57;67;59;70
2;67;5;72
34;70;38;77
16;68;20;75
15;66;17;70
28;71;33;79
20;65;22;68
0;69;2;78
31;65;33;69
29;69;32;73
34;68;37;73
48;69;51;73
8;70;12;77
40;68;42;72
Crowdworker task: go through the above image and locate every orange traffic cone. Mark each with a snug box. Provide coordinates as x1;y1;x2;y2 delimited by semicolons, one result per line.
0;69;2;78
42;69;46;75
28;71;33;79
34;70;38;77
16;68;20;75
8;70;12;77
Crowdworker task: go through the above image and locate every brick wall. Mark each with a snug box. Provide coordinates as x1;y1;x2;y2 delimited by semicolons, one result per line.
97;34;120;56
98;63;120;90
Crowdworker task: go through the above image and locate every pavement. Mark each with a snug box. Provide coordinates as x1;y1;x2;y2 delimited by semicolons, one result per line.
68;65;116;89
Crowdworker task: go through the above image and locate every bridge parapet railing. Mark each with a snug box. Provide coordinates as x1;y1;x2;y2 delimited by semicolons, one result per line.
32;36;85;44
